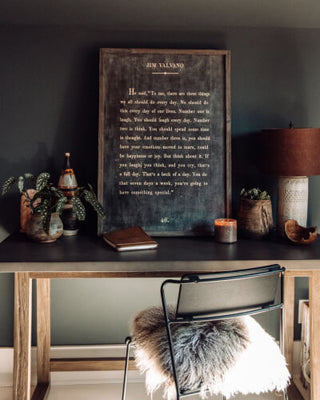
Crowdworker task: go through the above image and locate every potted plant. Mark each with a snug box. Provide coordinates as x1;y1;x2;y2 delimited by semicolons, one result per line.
237;187;273;239
1;172;38;233
2;172;67;242
1;172;105;242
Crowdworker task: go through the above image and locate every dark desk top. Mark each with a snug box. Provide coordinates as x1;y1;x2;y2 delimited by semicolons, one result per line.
0;233;319;275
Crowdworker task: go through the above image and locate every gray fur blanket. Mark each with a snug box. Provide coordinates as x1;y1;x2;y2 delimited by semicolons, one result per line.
131;306;290;399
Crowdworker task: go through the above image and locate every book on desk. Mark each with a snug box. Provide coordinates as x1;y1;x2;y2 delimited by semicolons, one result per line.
102;226;159;252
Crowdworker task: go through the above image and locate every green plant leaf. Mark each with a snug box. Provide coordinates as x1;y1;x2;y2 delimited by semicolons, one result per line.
23;173;34;179
17;176;24;193
240;187;270;200
56;197;67;214
1;176;16;195
54;188;66;199
72;196;86;221
83;190;105;218
40;199;51;233
36;172;50;191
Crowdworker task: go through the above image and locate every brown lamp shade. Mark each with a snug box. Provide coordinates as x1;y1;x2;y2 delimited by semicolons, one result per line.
260;128;320;176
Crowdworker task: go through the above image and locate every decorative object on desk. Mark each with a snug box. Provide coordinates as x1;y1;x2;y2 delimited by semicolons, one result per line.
2;173;34;232
24;172;67;242
1;171;66;242
26;212;63;243
214;218;237;243
59;203;78;236
2;167;105;238
103;226;158;251
57;152;105;235
58;152;79;236
237;188;273;239
98;48;231;236
58;152;78;198
1;173;40;233
261;124;320;236
20;189;37;233
284;219;318;245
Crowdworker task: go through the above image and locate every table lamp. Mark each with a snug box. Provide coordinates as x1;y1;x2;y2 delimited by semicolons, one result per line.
261;126;320;235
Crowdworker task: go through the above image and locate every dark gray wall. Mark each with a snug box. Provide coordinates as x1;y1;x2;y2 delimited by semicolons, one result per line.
0;25;318;346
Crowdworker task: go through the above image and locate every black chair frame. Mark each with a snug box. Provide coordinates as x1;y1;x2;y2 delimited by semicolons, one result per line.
122;264;288;400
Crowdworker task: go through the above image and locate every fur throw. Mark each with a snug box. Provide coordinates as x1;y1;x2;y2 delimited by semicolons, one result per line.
131;306;290;399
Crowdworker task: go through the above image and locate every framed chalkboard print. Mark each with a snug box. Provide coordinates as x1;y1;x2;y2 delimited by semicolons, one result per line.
98;48;231;236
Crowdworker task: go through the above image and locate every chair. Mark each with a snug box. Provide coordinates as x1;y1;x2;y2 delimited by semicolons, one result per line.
122;264;290;400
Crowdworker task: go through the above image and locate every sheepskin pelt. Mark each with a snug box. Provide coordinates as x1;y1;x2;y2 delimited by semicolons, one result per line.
131;306;290;399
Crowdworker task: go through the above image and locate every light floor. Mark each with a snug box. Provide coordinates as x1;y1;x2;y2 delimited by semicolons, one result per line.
0;383;303;400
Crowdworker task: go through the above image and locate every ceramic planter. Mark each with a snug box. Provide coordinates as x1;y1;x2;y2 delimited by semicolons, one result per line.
20;189;37;233
26;212;63;243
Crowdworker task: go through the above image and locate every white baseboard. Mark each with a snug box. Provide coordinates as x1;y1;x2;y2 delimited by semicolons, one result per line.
0;340;303;388
0;348;13;387
0;344;144;387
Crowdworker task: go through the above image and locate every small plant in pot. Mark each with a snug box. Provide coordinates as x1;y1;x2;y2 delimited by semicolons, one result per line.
2;172;67;243
239;188;271;201
237;187;273;239
2;172;105;241
1;172;37;232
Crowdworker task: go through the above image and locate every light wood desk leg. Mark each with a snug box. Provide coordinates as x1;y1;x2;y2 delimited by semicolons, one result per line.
36;279;51;383
13;272;32;400
309;272;320;400
284;275;295;374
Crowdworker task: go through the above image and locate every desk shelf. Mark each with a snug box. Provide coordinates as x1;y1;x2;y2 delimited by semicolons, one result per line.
1;233;320;400
1;232;320;274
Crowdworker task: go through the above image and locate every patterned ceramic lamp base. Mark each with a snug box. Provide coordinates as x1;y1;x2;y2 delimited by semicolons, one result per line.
277;176;308;236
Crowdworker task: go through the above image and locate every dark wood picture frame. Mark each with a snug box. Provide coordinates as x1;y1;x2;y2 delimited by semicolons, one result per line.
98;48;231;236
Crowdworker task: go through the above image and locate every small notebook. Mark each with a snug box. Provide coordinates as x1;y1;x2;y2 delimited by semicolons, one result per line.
103;226;158;252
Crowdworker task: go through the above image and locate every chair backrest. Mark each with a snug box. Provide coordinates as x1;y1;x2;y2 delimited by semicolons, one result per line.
159;264;286;399
161;264;284;321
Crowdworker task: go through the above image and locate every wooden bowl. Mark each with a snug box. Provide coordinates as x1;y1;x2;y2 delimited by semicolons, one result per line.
284;219;318;245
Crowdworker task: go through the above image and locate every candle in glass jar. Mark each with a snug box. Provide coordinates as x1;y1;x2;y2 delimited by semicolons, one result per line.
214;218;237;243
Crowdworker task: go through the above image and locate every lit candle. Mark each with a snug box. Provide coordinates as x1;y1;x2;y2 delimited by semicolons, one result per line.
214;218;237;243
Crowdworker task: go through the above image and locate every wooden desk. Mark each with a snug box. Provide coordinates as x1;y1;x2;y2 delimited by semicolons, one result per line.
1;233;319;400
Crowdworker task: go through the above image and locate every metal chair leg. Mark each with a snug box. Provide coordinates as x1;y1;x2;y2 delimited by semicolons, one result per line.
121;336;132;400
